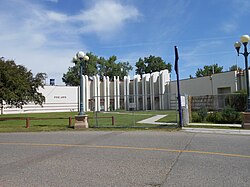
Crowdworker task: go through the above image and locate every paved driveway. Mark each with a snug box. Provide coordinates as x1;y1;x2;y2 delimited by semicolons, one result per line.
0;131;250;186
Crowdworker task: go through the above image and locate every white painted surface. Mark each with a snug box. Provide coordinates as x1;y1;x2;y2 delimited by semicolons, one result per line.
2;70;244;114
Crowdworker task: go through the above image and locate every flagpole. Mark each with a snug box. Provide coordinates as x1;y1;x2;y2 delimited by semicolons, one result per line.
174;46;183;128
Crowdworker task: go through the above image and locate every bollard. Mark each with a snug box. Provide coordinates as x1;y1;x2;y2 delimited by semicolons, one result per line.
112;116;115;126
69;117;72;127
26;118;30;128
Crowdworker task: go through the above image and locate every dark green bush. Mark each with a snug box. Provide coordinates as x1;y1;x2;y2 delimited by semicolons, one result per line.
225;90;247;112
206;112;222;123
221;107;241;124
191;112;202;122
198;107;208;122
192;106;242;124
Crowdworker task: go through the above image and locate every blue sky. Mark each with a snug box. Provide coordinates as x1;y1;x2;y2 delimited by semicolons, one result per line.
0;0;250;85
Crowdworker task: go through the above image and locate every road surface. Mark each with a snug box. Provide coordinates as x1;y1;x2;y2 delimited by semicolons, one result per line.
0;131;250;186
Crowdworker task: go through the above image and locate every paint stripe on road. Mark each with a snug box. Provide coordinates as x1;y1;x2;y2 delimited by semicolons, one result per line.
1;142;250;159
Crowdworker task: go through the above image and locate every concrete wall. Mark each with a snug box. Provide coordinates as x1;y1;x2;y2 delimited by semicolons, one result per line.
170;71;238;96
3;86;78;114
2;70;246;114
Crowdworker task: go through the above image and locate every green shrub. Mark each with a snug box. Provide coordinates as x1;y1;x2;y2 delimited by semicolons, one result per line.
191;112;202;122
206;112;223;123
221;107;241;124
198;107;208;122
192;107;242;124
225;90;247;112
205;110;242;124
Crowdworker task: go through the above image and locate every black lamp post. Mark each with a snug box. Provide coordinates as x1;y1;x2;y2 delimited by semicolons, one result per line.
234;35;250;112
75;51;89;115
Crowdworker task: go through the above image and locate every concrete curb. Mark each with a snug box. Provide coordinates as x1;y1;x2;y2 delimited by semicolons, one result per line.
182;127;250;135
188;123;242;128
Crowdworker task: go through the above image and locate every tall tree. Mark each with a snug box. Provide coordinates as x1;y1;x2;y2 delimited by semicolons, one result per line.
98;56;132;80
135;55;172;76
229;65;242;71
0;59;46;113
135;58;146;76
62;52;98;86
62;53;132;86
195;64;223;77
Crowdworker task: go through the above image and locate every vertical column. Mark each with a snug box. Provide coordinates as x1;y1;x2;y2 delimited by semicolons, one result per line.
142;75;145;110
82;75;86;112
103;76;107;111
133;75;136;109
150;72;160;110
114;76;117;110
106;76;110;111
117;76;120;109
124;76;130;111
133;75;140;110
97;75;100;111
141;74;150;110
85;75;89;111
159;71;163;110
138;76;141;110
127;76;130;111
93;76;97;112
124;76;127;111
150;73;154;110
161;69;171;110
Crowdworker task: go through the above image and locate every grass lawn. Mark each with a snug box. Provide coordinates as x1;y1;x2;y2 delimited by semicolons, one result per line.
0;110;178;132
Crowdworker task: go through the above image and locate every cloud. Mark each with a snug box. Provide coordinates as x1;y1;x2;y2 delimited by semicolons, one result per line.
221;22;237;34
180;40;228;68
0;0;141;84
46;11;68;22
45;0;59;3
0;0;140;46
219;1;250;34
233;0;250;13
74;0;140;37
0;0;82;84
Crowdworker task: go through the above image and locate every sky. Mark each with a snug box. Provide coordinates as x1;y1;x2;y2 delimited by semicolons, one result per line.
1;0;250;85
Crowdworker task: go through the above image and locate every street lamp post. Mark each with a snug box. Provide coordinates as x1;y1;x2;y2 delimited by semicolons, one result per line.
234;35;250;111
234;35;250;128
74;51;89;128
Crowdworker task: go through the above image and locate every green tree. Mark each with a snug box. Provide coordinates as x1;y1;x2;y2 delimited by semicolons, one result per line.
135;55;172;76
229;65;242;71
62;52;98;86
98;55;117;79
195;64;223;77
135;58;146;76
62;53;132;86
0;59;46;114
98;56;132;80
119;61;133;78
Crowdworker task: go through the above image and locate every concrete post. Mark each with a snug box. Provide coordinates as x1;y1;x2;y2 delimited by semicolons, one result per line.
97;75;100;111
107;76;110;111
114;76;117;111
103;76;107;111
117;76;120;109
93;76;97;112
85;75;89;112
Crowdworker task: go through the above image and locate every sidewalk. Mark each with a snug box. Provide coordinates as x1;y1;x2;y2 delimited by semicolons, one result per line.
137;115;177;125
137;115;250;135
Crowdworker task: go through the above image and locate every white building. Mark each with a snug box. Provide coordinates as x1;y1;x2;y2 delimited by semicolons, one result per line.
1;69;247;114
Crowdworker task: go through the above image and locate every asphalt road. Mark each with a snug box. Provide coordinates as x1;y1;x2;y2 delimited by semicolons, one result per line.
0;130;250;187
